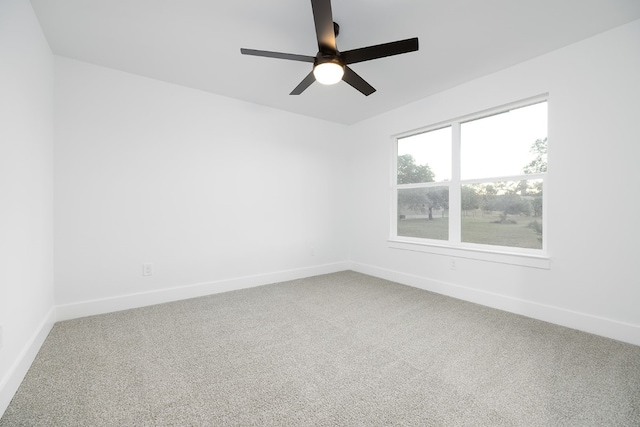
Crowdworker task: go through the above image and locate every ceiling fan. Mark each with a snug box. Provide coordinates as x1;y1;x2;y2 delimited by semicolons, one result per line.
240;0;419;96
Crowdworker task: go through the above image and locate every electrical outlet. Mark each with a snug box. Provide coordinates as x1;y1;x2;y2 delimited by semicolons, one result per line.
0;325;3;350
450;259;457;270
143;263;153;276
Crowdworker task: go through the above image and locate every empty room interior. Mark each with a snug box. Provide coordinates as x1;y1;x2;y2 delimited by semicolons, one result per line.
2;0;640;425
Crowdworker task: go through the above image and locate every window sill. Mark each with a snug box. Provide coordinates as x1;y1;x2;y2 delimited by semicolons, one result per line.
388;239;550;269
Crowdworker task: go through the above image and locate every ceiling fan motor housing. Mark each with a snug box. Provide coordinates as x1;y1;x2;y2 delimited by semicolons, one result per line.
315;52;343;68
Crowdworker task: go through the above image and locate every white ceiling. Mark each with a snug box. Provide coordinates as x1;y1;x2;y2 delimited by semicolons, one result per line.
30;0;640;125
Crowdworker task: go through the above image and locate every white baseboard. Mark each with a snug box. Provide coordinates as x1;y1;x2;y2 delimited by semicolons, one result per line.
349;261;640;346
0;307;55;419
56;262;350;322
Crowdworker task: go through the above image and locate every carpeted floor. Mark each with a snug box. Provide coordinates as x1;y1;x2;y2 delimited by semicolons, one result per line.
1;271;639;426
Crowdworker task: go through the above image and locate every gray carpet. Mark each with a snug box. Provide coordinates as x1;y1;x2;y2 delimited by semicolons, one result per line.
1;271;639;426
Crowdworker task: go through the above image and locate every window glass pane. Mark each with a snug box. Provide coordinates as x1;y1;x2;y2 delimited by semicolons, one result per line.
397;187;449;240
398;127;451;184
461;102;547;180
461;180;543;249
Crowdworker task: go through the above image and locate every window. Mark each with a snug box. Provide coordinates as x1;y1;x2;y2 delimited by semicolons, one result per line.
392;97;548;261
397;126;451;241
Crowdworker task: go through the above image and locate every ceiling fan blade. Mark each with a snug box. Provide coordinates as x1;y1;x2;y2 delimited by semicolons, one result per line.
342;37;419;65
342;66;376;96
311;0;336;52
240;48;315;63
290;71;316;95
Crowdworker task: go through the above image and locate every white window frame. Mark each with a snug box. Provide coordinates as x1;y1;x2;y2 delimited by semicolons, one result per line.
389;95;550;269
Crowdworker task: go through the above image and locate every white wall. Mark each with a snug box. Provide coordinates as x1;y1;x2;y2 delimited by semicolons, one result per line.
0;0;55;414
347;20;640;345
54;57;350;318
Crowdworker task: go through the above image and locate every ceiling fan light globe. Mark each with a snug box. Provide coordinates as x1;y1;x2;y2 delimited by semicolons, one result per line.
313;62;344;85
